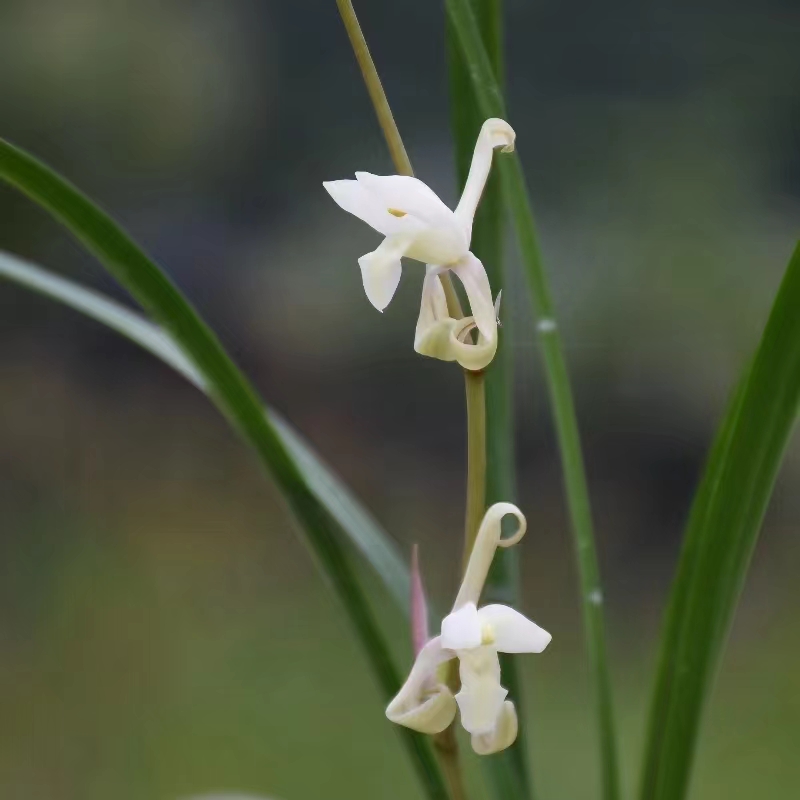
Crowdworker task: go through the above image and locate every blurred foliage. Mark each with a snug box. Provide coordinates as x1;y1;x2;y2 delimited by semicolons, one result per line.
0;1;799;799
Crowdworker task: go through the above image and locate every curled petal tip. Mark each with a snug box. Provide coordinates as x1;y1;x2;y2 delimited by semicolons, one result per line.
482;118;516;152
453;503;526;608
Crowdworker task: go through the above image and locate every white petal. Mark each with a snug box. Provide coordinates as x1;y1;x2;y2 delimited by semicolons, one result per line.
453;503;527;609
385;636;457;734
323;179;404;236
471;700;518;755
414;273;499;371
441;602;482;650
355;172;454;228
454;648;508;735
477;604;552;653
386;681;457;735
415;270;449;336
415;317;497;371
358;235;410;311
454;118;515;238
450;253;496;340
456;683;508;735
456;646;507;734
414;271;457;361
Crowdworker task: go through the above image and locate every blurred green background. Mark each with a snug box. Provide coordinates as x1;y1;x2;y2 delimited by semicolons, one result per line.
0;1;799;799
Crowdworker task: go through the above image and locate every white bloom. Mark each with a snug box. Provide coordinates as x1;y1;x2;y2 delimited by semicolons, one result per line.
386;503;551;754
413;267;499;372
324;118;515;370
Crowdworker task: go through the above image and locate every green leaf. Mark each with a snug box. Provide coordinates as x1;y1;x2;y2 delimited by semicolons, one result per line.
0;142;446;800
640;241;800;800
444;2;621;799
0;249;412;615
446;2;531;798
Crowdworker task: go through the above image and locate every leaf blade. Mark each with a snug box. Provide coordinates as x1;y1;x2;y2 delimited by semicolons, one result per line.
640;242;800;800
0;141;446;800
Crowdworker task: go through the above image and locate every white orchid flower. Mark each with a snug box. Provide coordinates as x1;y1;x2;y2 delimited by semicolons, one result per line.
324;118;515;370
386;503;551;754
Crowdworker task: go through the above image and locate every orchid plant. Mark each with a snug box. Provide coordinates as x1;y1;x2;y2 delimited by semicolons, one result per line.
325;117;548;766
0;1;797;800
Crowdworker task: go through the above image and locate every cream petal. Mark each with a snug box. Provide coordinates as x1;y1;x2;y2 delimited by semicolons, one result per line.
414;271;449;342
415;318;498;372
455;646;507;734
323;179;404;236
453;503;527;609
441;602;482;650
387;682;457;735
454;118;516;238
414;317;461;364
414;272;498;370
471;700;518;755
355;172;455;228
477;604;552;653
450;253;496;340
358;235;410;311
455;682;508;735
449;319;499;372
385;636;457;734
414;272;457;360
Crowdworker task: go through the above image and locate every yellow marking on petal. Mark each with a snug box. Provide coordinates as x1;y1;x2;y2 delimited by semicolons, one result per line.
388;207;407;217
481;624;495;645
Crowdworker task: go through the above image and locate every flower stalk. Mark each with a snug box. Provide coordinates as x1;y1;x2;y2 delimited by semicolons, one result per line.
463;368;487;566
334;0;411;178
331;7;530;800
334;0;466;322
332;3;470;798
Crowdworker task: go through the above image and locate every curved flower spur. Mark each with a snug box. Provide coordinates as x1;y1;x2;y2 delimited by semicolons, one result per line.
323;119;515;371
386;503;551;755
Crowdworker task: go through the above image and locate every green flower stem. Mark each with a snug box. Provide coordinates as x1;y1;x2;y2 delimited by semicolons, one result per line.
334;0;411;178
334;0;464;319
334;4;471;800
444;2;621;799
463;368;487;566
447;2;532;797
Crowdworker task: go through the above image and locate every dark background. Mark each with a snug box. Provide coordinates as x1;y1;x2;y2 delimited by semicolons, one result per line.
0;2;798;799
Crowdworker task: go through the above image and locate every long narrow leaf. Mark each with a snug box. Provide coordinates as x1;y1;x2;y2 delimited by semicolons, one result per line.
443;2;621;798
0;249;412;615
0;143;446;800
640;242;800;800
446;2;531;798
